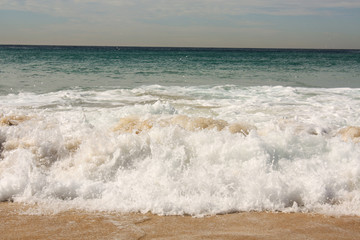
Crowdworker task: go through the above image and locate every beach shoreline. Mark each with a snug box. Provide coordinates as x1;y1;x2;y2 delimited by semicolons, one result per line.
1;202;360;240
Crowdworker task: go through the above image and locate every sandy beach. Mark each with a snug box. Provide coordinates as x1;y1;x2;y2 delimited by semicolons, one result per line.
1;202;360;240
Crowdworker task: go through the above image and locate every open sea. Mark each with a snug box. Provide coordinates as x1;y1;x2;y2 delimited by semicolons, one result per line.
1;45;360;216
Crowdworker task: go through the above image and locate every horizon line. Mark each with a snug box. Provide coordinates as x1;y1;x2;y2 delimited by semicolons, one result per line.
1;43;359;51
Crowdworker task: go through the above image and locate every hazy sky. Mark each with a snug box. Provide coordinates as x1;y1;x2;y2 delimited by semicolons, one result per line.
1;0;360;48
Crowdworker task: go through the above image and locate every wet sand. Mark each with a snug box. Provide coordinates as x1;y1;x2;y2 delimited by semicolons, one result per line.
1;202;360;240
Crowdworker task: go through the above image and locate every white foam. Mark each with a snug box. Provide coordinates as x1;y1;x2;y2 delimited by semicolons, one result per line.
1;85;360;216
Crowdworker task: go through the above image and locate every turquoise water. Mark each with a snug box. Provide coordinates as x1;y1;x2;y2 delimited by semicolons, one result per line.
1;46;359;94
1;45;360;216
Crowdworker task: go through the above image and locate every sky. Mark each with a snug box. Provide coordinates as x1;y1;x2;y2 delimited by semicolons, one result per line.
0;0;360;49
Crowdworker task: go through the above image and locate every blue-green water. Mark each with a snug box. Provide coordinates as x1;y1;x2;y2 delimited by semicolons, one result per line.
1;46;359;94
1;45;360;216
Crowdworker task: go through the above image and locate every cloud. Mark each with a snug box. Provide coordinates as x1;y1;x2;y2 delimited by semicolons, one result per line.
1;0;360;19
1;0;359;48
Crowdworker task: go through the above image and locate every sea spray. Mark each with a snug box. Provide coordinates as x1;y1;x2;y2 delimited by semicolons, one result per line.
1;85;360;216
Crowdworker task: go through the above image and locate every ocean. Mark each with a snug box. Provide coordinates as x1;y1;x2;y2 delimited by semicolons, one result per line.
0;45;360;216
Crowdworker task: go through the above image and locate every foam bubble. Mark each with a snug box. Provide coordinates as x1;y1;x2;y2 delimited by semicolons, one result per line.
1;86;360;216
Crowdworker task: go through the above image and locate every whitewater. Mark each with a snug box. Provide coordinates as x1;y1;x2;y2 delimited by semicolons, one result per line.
1;84;360;216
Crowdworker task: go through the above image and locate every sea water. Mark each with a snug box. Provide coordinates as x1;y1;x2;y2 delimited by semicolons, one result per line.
1;45;360;216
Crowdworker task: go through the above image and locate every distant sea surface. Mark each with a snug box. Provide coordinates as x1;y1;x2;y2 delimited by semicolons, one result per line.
1;45;360;216
1;46;360;93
